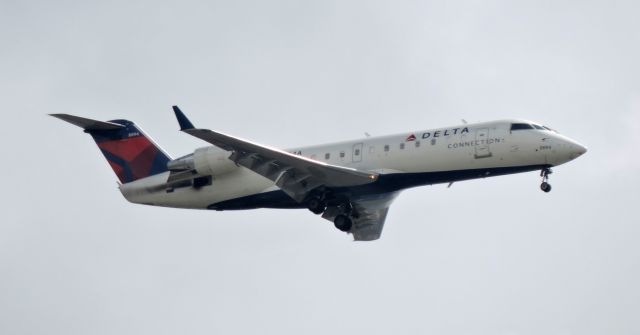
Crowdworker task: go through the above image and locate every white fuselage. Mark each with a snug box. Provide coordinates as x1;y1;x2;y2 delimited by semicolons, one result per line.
120;119;586;209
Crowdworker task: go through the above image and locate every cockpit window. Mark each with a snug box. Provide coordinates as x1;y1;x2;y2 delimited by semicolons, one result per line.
532;124;545;130
510;123;535;131
543;126;558;133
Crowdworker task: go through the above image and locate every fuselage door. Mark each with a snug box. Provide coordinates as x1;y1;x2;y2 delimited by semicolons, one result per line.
474;128;492;159
352;143;363;163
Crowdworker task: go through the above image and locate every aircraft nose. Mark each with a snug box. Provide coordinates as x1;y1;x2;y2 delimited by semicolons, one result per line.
545;136;587;166
576;143;587;156
568;140;587;160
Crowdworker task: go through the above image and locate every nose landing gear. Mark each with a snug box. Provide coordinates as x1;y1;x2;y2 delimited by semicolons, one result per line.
540;168;552;193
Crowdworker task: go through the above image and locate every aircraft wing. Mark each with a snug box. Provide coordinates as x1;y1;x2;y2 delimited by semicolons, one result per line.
172;106;379;202
322;192;399;241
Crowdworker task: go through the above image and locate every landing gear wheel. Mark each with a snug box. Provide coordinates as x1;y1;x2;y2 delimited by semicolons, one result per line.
307;198;326;215
540;168;553;193
540;182;552;193
334;214;353;232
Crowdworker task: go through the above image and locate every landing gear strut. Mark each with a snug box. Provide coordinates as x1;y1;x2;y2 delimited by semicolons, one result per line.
540;168;552;193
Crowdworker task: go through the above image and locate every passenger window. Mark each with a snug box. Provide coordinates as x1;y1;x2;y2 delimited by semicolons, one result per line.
384;145;390;152
415;141;420;148
400;143;405;150
354;149;360;156
510;123;534;131
325;153;330;160
339;151;345;158
431;139;436;145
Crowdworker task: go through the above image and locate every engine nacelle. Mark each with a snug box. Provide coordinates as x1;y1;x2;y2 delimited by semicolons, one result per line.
167;146;237;177
192;146;237;176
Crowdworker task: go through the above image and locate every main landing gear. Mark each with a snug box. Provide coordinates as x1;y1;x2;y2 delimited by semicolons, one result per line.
307;197;326;215
333;202;354;232
306;194;354;232
334;214;353;232
540;168;553;193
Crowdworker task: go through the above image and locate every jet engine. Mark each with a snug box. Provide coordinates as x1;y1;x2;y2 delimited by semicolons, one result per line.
167;146;237;177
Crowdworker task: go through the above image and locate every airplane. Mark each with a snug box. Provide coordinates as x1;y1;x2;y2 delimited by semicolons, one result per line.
51;107;587;241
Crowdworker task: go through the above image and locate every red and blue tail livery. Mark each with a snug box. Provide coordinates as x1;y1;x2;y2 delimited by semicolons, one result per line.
51;114;171;183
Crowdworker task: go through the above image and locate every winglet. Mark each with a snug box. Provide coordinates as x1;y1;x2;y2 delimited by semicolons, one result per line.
172;105;195;130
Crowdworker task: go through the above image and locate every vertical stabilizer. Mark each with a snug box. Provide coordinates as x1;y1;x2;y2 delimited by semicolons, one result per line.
51;114;172;184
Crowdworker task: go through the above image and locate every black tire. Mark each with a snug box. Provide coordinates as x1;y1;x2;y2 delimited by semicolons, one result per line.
540;182;552;193
307;198;326;215
334;214;353;232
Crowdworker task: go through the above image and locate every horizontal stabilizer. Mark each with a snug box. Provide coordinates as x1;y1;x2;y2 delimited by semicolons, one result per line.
50;114;125;131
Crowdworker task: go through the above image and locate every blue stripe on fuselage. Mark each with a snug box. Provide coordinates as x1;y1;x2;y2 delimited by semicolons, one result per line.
207;164;549;210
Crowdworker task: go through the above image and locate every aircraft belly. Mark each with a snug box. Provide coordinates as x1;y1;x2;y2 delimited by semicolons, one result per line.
120;168;275;209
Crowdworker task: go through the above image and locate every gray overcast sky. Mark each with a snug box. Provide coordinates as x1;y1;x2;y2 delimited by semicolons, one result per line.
2;0;639;334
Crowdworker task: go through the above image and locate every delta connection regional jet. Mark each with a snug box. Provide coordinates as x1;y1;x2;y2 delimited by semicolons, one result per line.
51;107;587;241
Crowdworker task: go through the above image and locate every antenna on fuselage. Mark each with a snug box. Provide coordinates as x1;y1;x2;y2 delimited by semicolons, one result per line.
461;119;468;124
364;132;371;137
